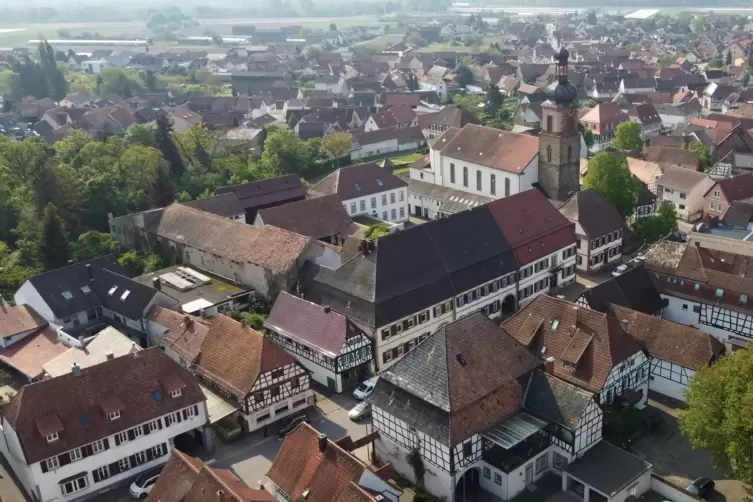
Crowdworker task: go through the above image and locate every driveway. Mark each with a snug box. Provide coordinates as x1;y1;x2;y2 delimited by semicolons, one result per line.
630;395;748;502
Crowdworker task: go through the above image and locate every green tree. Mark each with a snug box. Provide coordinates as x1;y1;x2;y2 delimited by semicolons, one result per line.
152;164;175;207
143;253;165;273
39;203;71;271
586;10;597;25
451;93;484;119
240;311;266;331
690;17;705;34
118;250;144;276
687;141;712;169
583;153;641;219
742;71;751;87
95;73;103;96
680;349;753;488
155;114;185;180
321;132;352;167
329;23;337;32
612;121;644;151
72;231;120;262
139;69;158;92
726;50;733;66
406;73;419;91
456;65;474;88
584;98;599;108
100;68;142;98
636;202;678;243
125;123;156;148
260;128;311;176
485;83;503;117
708;57;724;68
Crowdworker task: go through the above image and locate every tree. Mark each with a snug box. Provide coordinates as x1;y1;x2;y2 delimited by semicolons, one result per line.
680;349;753;488
612;121;644;151
726;50;733;66
139;69;158;92
687;141;712;170
125;123;156;148
583;153;641;219
72;231;119;262
95;73;103;97
240;311;266;331
155;114;185;180
690;17;705;34
485;84;503;117
260;129;311;176
152;164;175;208
329;23;337;32
406;73;419;91
584;98;599;108
118;250;144;276
143;253;165;273
636;202;678;243
587;10;597;25
39;203;71;271
100;68;141;98
321;132;352;167
708;57;724;68
456;65;474;88
743;71;751;87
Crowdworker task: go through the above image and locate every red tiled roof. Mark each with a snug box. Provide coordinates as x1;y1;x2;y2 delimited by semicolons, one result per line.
35;414;64;436
147;306;209;364
0;302;46;338
708;171;753;202
580;103;629;135
97;395;125;415
440;124;540;174
0;328;66;380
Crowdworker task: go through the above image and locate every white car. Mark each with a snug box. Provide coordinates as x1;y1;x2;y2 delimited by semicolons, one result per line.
348;401;371;421
612;264;629;278
129;467;161;499
353;376;378;400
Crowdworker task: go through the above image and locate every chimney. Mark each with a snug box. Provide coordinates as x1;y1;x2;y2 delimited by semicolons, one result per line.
317;433;327;453
545;356;555;375
105;351;114;360
77;335;85;348
85;263;93;281
216;489;225;501
323;305;331;314
621;319;629;332
152;277;161;290
257;481;266;491
71;362;82;377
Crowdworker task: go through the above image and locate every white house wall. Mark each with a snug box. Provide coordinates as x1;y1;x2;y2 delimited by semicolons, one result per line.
14;281;56;324
660;293;752;349
437;153;538;200
573;400;603;455
650;359;694;402
351;139;399;160
601;351;650;409
342;187;409;223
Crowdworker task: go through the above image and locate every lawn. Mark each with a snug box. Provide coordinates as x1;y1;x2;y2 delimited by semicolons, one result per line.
391;153;425;164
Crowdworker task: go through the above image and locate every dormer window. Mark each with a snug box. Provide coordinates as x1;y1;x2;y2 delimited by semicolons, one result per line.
45;432;59;443
61;291;73;300
716;288;724;297
741;294;748;304
169;389;182;398
108;411;121;421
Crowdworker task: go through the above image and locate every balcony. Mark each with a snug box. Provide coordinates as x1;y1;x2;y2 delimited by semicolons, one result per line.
482;432;550;473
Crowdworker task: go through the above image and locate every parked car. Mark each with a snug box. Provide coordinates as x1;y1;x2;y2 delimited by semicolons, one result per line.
348;401;371;421
612;264;629;277
686;477;715;497
277;413;309;438
353;376;378;400
129;466;163;499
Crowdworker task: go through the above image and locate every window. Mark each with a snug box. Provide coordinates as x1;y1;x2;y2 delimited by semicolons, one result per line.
133;425;143;438
450;163;455;183
151;444;165;458
546;145;552;163
400;207;405;218
494;472;503;485
678;204;686;210
70;448;82;462
119;458;130;471
92;439;105;454
45;456;60;471
46;432;59;443
546;115;553;131
270;386;281;398
504;178;510;196
476;170;482;190
462;441;472;459
463;166;468;187
383;351;392;364
382;194;387;205
679;193;687;199
483;466;491;479
108;411;120;421
553;452;568;470
257;413;270;422
682;304;688;311
390;193;396;204
391;209;397;220
535;454;548;473
116;431;128;444
134;451;147;465
360;200;366;211
80;285;91;295
147;420;161;433
400;191;404;202
714;190;721;198
716;288;724;297
382;211;387;220
61;291;73;300
350;202;356;214
718;202;723;210
271;369;284;379
291;377;300;389
742;294;748;304
693;305;701;313
95;465;109;482
61;475;87;496
371;197;376;208
168;388;183;399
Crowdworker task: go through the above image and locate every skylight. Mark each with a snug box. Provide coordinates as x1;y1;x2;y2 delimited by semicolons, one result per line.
120;290;131;301
81;413;89;425
376;179;383;186
80;285;91;295
354;183;361;192
108;286;118;296
61;291;73;300
153;391;162;402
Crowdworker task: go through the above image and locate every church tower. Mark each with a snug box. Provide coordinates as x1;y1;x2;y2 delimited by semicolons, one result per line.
538;47;581;202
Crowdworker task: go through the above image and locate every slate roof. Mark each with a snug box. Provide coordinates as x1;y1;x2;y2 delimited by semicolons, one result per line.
524;371;593;428
267;423;378;502
368;313;539;445
23;256;160;321
609;304;724;370
3;348;204;464
577;265;664;316
256;194;352;239
182;192;244;218
266;292;360;357
559;189;625;239
216;175;306;210
308;163;407;201
565;441;652;497
439;124;540;174
503;295;644;393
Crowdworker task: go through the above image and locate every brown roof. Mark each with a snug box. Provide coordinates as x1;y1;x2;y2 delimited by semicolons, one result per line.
3;348;204;464
148;450;276;502
439;124;539;174
656;165;713;193
308;163;407;201
707;171;753;202
0;328;67;380
144;204;310;271
423;105;481;129
580;103;629;135
194;315;296;400
431;126;462;151
0;302;46;338
257;194;352;239
645;146;699;170
629;103;662;126
267;422;379;502
609;305;724;370
503;295;643;393
148;306;210;364
559;189;625;239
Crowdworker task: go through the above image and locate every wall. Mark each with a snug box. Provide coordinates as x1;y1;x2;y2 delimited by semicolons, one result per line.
351;138;399;160
608;468;652;502
342;187;409;223
574;400;603;455
181;245;271;296
0;419;37;500
14;281;56;324
650;359;693;402
408;192;442;220
650;475;701;502
410;167;436;184
601;351;650;409
244;364;314;432
437;152;537;201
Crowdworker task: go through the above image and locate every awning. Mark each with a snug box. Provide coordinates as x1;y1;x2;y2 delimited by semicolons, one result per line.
483;412;548;449
200;384;239;424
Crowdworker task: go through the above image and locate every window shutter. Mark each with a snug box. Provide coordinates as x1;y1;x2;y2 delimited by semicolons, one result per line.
143;424;151;436
109;461;120;475
129;455;137;467
157;419;163;430
40;460;49;473
82;444;92;458
103;438;110;451
145;449;154;462
194;405;198;416
59;453;70;466
128;429;136;441
176;412;182;423
182;409;188;420
93;469;101;483
114;435;121;446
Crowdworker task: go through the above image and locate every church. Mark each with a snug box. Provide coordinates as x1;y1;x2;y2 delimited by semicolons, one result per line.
410;48;581;205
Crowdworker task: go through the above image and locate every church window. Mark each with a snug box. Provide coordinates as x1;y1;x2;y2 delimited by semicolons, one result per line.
546;145;552;163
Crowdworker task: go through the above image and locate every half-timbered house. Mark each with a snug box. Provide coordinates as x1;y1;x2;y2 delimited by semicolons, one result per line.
575;264;666;316
149;307;314;432
644;239;753;351
503;295;650;409
367;312;608;502
609;305;725;401
265;292;372;393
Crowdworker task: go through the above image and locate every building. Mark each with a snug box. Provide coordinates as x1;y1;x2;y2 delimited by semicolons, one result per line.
579;103;629;152
503;295;649;409
309;163;409;223
634;183;657;222
215;175;307;223
13;256;179;346
147;449;276;502
704;171;753;219
627;103;662;141
108;204;312;298
265;292;373;393
558;189;625;273
267;422;401;502
182;193;246;221
537;47;582;202
418;105;481;144
576;265;666;316
367;312;605;502
254;194;354;245
655;166;715;222
644;239;753;350
0;348;207;502
404;177;493;220
42;326;141;378
302;189;576;371
149;308;314;432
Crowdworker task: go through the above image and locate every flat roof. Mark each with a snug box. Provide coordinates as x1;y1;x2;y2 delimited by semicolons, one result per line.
565;441;652;497
200;384;239;424
134;266;251;314
42;326;140;378
483;412;548;450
